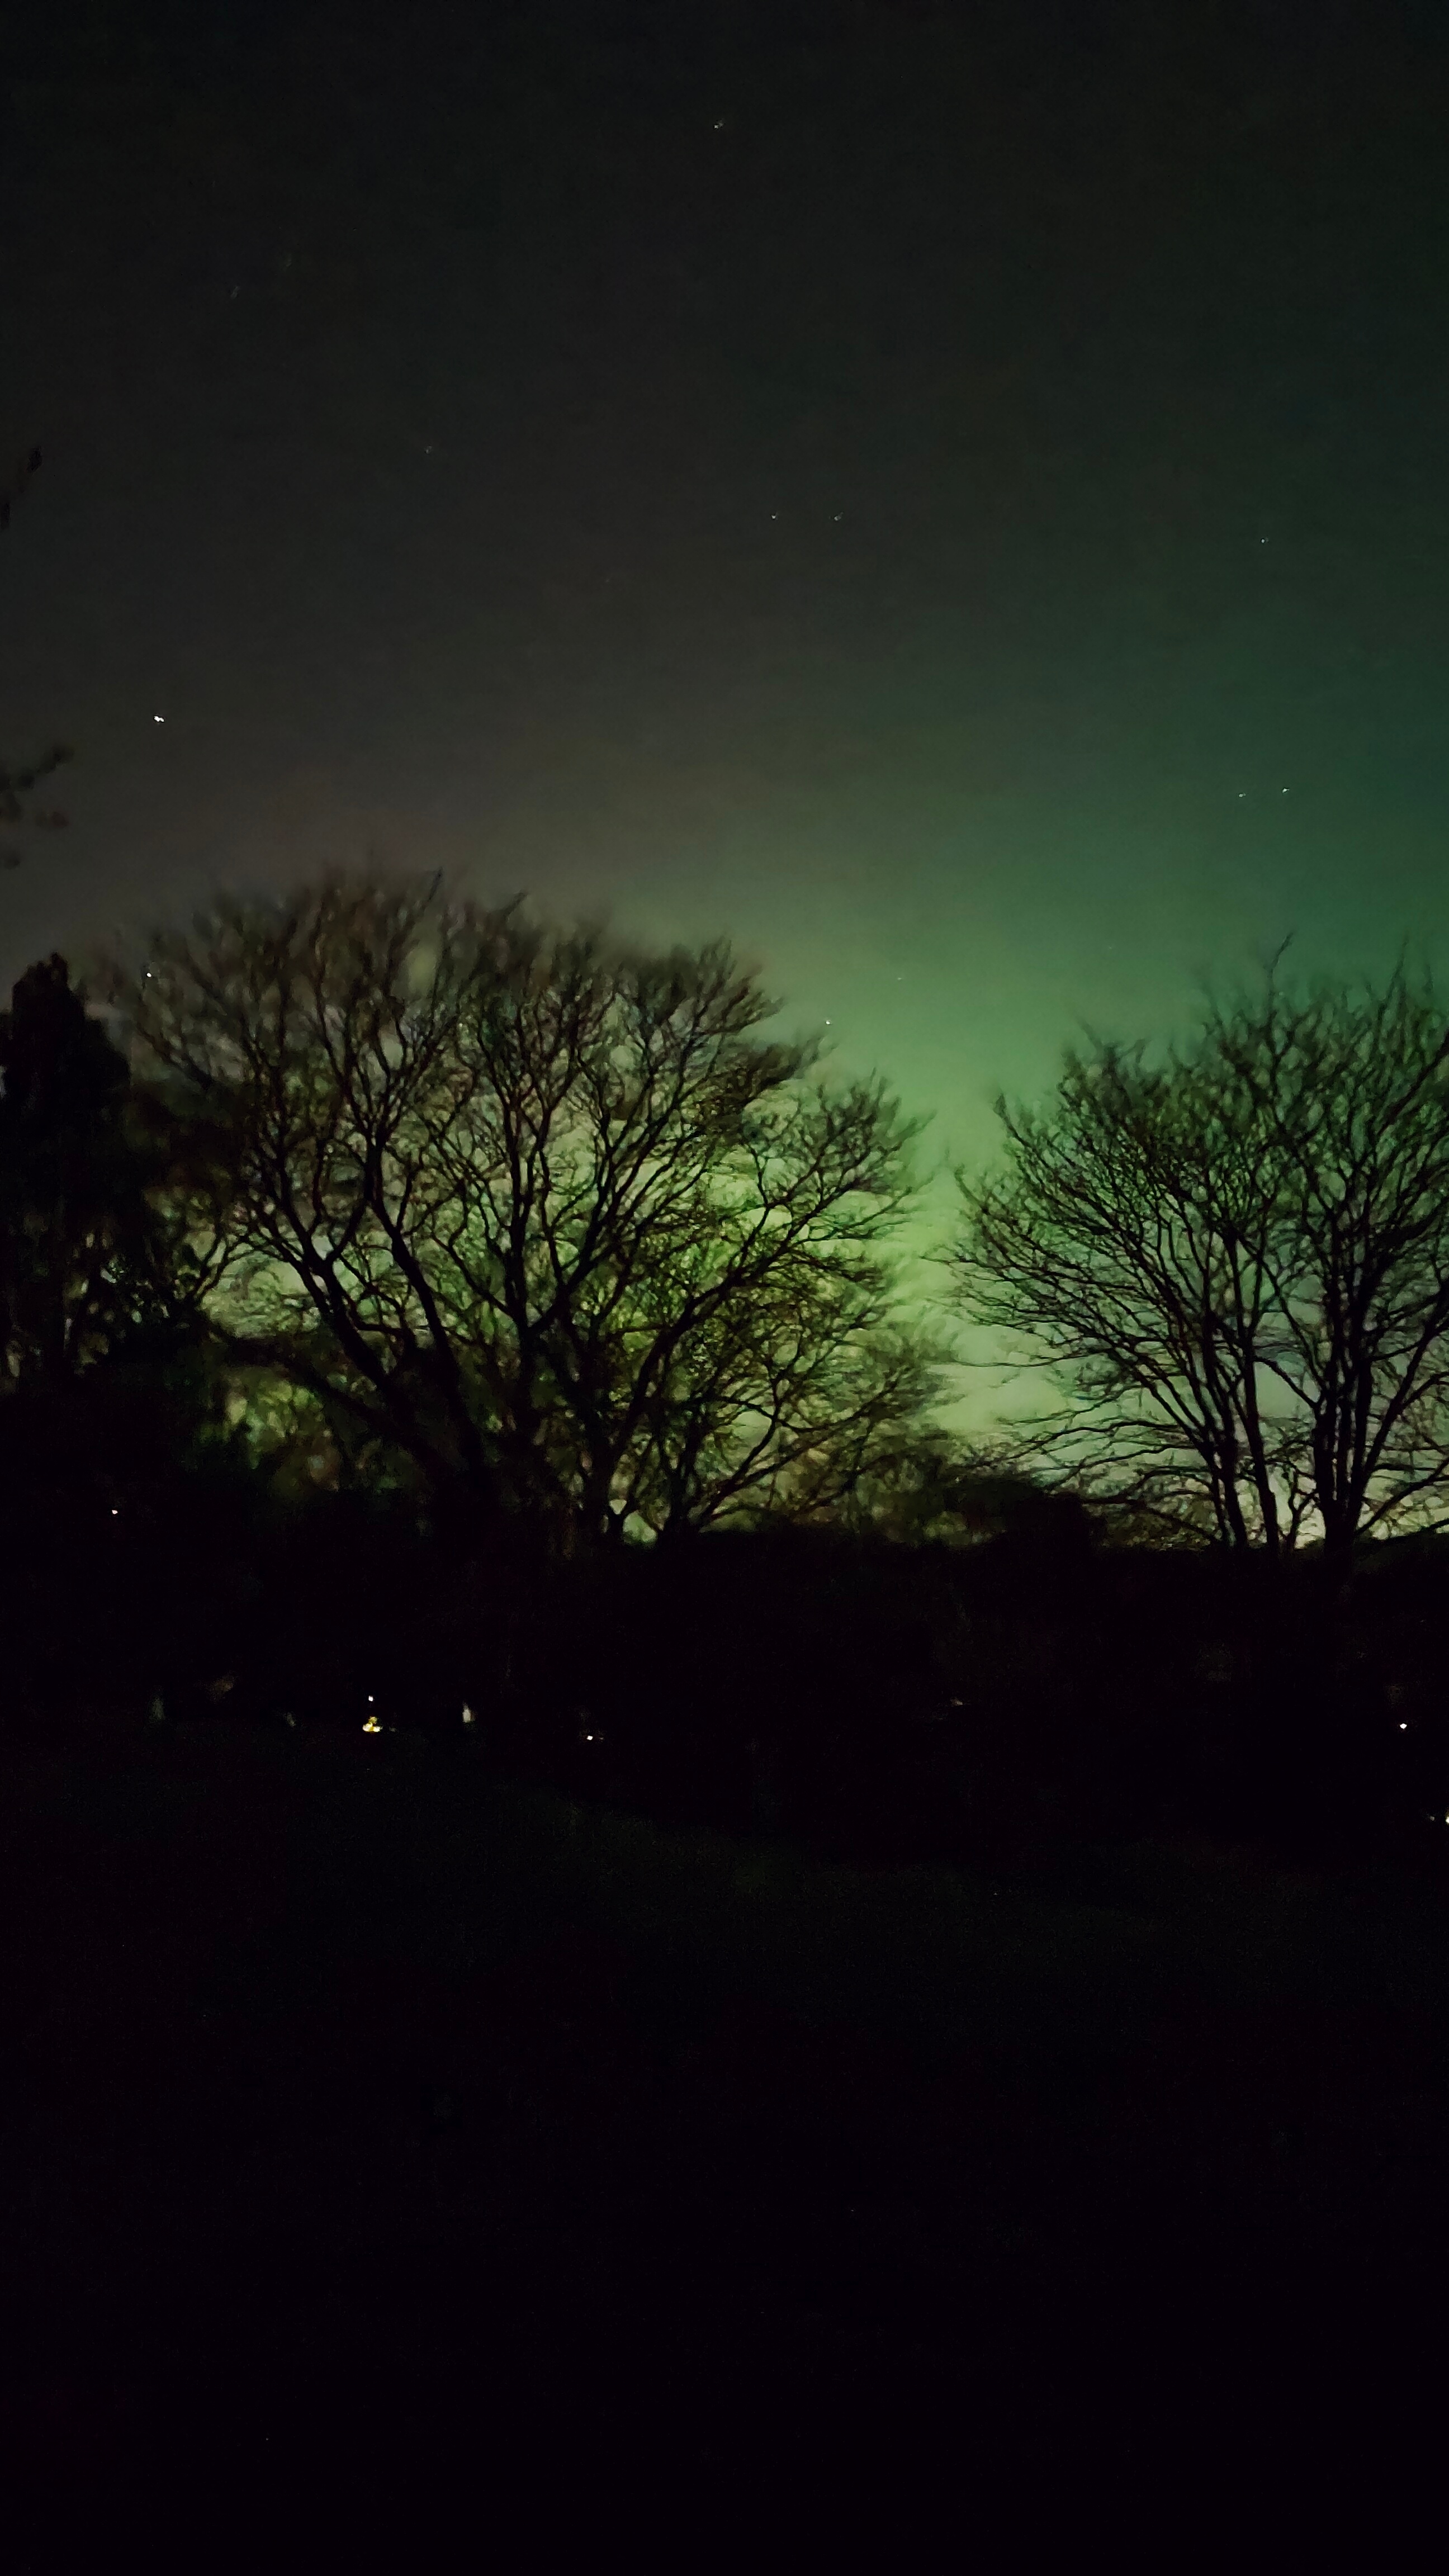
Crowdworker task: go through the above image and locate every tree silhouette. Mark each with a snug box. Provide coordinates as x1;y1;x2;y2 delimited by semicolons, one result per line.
0;956;138;1391
0;955;233;1395
121;877;931;1550
1204;964;1449;1562
954;961;1449;1561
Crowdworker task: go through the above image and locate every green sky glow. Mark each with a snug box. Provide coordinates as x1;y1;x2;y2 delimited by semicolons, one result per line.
3;5;1447;1437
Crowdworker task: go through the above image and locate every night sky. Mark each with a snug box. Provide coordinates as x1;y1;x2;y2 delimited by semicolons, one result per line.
3;0;1449;1208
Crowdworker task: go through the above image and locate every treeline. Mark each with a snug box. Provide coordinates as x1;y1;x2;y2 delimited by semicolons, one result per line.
3;875;1449;1858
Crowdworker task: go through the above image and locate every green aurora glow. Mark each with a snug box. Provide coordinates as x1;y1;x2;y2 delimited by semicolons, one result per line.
2;6;1447;1425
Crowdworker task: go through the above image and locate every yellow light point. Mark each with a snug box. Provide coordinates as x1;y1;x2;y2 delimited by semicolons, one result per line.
363;1712;382;1735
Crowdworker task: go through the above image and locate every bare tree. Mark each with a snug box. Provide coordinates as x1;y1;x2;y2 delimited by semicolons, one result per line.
1204;963;1449;1562
119;877;930;1549
954;1039;1294;1551
953;962;1449;1560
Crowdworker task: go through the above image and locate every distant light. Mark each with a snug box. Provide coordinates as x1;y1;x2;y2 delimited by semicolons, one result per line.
363;1713;382;1735
153;714;164;724
462;1704;476;1726
111;1507;119;1517
1400;1721;1408;1730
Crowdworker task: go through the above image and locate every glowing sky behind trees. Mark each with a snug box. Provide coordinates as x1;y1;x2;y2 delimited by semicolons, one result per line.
2;0;1448;1251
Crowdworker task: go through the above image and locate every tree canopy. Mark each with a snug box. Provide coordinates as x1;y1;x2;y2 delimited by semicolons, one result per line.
119;876;933;1550
954;960;1449;1560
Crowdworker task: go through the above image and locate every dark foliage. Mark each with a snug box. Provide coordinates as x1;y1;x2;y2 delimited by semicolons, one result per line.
0;954;144;1388
1;949;1445;1878
2;1713;1445;2553
482;1522;1449;1874
2;942;1448;2549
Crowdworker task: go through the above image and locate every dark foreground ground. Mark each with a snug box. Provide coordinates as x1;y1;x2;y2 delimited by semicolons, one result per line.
3;1708;1447;2558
